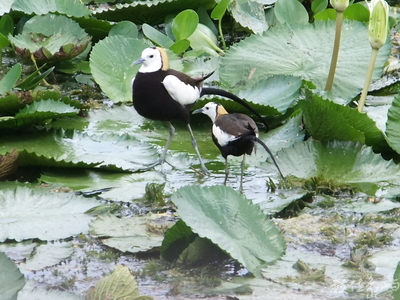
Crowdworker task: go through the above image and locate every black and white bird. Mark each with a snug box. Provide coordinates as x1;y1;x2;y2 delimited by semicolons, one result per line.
131;47;267;174
193;102;284;191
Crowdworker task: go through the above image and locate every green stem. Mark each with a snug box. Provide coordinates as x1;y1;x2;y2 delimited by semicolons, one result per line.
325;11;344;91
218;18;227;51
358;48;379;113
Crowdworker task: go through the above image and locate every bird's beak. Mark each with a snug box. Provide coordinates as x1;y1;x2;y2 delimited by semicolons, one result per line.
131;57;145;66
192;108;203;115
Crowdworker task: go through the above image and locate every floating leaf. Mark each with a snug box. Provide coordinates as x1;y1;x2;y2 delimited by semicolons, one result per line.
0;252;25;300
9;14;91;62
171;185;286;276
19;242;74;273
272;140;400;186
0;187;100;242
87;265;153;300
229;0;269;34
342;199;400;213
220;21;391;103
89;213;170;253
0;129;158;171
11;0;90;17
393;261;400;300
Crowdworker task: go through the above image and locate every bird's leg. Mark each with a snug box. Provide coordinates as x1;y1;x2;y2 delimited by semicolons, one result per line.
224;158;229;186
240;154;246;193
159;121;175;164
141;121;175;170
187;123;209;175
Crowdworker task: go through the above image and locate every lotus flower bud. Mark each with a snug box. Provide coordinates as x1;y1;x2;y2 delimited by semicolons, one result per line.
368;0;389;50
330;0;349;12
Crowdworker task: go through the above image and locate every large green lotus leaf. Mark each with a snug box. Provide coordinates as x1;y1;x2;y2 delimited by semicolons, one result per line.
171;185;286;277
11;0;90;17
237;75;302;113
87;265;153;300
220;21;391;103
93;0;215;24
90;36;148;104
229;0;269;34
394;261;400;300
0;252;25;300
0;187;100;242
40;169;164;202
90;35;183;103
299;95;389;153
269;140;400;185
18;242;74;273
386;94;400;155
0;129;158;171
89;213;166;253
0;99;79;129
0;0;15;15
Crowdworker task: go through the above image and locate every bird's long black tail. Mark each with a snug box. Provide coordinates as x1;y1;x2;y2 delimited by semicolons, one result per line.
201;87;268;131
246;136;285;180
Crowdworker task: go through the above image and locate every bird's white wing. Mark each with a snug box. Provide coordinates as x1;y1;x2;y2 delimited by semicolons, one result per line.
212;124;239;147
162;75;200;106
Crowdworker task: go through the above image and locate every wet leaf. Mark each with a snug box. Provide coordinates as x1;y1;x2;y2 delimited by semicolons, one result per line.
90;35;148;103
220;21;391;103
272;140;400;186
342;199;400;213
87;265;153;300
19;242;74;272
229;0;269;34
299;95;389;152
89;213;168;253
0;187;100;242
11;0;90;17
237;75;302;113
18;280;90;300
0;129;158;171
171;185;286;277
0;252;25;300
9;14;91;62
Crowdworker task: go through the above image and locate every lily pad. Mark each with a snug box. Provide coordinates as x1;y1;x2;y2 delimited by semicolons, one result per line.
271;140;400;186
0;187;100;242
9;14;91;62
171;185;286;277
89;213;169;253
0;252;25;300
11;0;90;17
229;0;269;34
0;129;158;171
220;20;391;103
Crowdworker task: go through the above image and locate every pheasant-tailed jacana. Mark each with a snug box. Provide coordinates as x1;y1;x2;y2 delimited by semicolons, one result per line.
193;102;284;191
131;47;268;174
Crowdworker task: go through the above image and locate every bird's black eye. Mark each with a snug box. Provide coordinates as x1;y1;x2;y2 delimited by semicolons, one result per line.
149;55;154;58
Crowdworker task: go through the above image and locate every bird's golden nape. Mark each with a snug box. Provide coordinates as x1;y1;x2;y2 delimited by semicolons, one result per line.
156;47;169;71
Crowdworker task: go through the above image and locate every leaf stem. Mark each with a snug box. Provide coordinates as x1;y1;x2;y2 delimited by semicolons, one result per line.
358;48;379;113
325;11;344;91
218;18;227;51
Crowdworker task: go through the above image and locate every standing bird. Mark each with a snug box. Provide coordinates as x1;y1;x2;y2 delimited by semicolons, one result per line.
193;102;284;191
131;47;267;174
